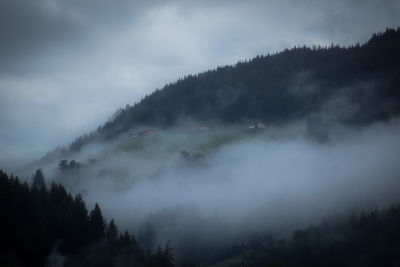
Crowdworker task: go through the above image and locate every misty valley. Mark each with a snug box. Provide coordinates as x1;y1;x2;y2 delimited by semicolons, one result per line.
2;28;400;267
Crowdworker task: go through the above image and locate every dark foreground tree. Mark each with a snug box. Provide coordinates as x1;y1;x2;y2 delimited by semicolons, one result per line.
0;170;153;267
146;241;175;267
89;203;106;241
32;169;45;189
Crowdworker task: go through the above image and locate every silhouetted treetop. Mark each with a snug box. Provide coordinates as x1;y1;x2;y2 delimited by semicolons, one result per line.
32;169;45;189
0;170;147;267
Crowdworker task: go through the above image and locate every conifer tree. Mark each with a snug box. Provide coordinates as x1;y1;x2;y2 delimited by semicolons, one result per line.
32;169;45;189
89;203;106;241
106;219;118;242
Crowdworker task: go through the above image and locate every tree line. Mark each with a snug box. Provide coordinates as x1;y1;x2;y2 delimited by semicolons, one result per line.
0;169;174;267
98;28;400;136
198;205;400;267
1;168;400;266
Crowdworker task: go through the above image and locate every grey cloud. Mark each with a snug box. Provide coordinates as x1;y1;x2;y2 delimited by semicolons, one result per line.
0;0;160;74
0;0;79;74
309;0;400;45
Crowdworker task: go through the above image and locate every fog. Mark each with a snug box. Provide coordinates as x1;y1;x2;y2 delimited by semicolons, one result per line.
26;118;400;258
1;1;399;264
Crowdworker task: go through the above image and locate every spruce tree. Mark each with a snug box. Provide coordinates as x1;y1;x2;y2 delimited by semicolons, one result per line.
89;203;105;241
32;169;45;189
106;219;118;242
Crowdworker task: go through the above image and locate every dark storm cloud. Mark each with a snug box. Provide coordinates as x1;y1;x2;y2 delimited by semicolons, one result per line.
0;0;76;73
0;0;157;74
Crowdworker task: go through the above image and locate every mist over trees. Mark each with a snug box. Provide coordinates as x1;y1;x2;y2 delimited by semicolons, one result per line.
2;28;400;266
0;170;173;267
198;205;400;267
106;28;399;126
2;167;400;266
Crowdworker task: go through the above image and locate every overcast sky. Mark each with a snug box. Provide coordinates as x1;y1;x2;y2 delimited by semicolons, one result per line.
1;0;399;169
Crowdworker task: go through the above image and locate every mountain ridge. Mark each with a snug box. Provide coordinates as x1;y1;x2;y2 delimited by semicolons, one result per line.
44;27;400;159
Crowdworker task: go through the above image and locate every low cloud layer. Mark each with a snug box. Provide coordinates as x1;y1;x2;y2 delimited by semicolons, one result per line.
1;0;400;169
101;121;400;227
26;118;400;257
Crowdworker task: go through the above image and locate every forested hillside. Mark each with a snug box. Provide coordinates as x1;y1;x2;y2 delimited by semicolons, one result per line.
8;28;400;267
54;28;400;154
105;29;400;131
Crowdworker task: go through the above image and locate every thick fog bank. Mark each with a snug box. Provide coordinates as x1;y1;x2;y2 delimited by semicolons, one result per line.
13;118;400;258
58;120;399;252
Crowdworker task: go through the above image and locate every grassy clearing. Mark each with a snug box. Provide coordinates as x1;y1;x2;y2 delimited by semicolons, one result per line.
205;255;242;267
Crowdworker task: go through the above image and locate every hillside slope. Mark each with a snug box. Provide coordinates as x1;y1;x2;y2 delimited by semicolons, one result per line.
45;28;400;156
101;28;400;131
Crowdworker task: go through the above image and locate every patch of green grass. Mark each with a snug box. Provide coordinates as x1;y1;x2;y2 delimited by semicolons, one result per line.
196;132;242;151
114;135;160;153
205;255;242;267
